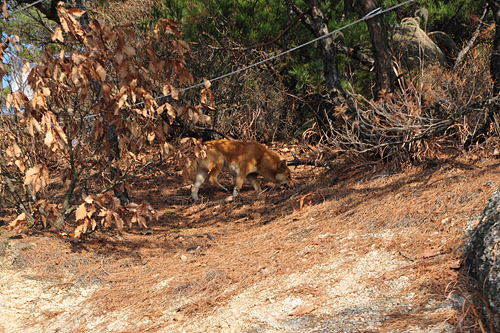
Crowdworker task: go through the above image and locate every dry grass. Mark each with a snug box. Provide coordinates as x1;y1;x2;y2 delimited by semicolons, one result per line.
1;144;500;332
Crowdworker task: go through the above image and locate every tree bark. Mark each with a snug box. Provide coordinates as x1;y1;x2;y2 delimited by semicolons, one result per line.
489;1;500;96
107;123;131;206
286;0;374;144
358;0;396;99
294;0;349;105
14;0;60;24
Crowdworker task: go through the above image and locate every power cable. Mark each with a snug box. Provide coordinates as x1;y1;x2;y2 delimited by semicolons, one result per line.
129;0;417;109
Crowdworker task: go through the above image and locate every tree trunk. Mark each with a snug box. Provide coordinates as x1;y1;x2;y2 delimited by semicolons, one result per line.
107;123;131;206
14;0;61;24
358;0;396;99
286;0;374;145
302;0;348;105
489;1;500;96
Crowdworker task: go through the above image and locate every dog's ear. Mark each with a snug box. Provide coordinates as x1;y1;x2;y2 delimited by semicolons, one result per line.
279;160;287;169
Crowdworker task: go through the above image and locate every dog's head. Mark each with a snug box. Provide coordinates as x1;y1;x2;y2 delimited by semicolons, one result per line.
275;160;294;187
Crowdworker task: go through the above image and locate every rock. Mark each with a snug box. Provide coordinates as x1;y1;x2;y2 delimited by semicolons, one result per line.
391;18;446;72
428;31;458;67
465;187;500;328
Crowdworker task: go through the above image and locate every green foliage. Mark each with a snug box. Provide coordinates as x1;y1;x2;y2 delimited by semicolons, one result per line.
288;62;324;93
145;0;291;45
2;87;11;98
2;9;56;60
1;7;56;88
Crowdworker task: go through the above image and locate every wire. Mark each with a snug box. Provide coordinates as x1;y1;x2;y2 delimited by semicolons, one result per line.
128;0;417;108
8;0;417;122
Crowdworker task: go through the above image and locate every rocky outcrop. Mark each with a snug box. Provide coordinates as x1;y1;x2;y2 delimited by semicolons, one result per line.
428;31;458;67
391;18;446;72
465;188;500;328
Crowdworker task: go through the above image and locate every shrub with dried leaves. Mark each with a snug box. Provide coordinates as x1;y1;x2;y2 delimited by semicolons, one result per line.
0;4;213;233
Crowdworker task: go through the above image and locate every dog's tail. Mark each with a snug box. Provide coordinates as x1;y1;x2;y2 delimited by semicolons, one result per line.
182;158;197;183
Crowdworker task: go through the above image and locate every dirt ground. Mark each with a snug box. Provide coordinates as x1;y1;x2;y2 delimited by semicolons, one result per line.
1;145;499;333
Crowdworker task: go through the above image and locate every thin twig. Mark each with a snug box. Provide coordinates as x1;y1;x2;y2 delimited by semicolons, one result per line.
453;5;489;71
399;250;415;262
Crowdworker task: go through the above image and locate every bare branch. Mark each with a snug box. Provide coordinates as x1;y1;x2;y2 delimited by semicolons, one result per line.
453;5;489;71
14;0;60;24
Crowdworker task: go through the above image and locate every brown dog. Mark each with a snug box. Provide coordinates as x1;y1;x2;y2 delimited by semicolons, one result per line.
185;140;294;200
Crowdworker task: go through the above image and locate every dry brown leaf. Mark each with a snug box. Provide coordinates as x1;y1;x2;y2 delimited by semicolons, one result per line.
4;146;13;158
95;64;106;81
166;103;176;123
22;60;31;73
24;165;42;186
51;27;64;42
80;84;89;101
200;89;207;104
115;51;124;65
191;109;199;124
118;94;128;109
177;39;190;51
170;85;179;100
15;159;25;172
100;83;111;97
52;122;68;144
199;113;212;125
206;89;215;106
74;220;89;238
43;129;54;148
75;204;87;221
122;28;136;40
12;143;21;157
0;62;5;84
114;213;125;230
162;84;170;96
177;106;186;116
288;305;317;316
130;122;141;138
60;167;71;185
2;0;7;19
67;8;86;17
5;92;12;110
8;213;26;230
161;142;174;156
422;250;440;259
147;132;155;143
449;259;462;269
122;45;136;57
173;312;185;321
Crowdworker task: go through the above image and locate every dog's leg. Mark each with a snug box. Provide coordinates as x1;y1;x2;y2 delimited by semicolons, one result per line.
209;166;228;192
246;173;262;192
233;172;247;196
192;169;208;200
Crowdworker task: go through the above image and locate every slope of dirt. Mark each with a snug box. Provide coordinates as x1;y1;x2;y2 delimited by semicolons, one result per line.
1;148;499;332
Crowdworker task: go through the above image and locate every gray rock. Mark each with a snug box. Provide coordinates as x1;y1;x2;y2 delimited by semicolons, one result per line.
465;187;500;328
392;18;446;72
428;31;458;67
